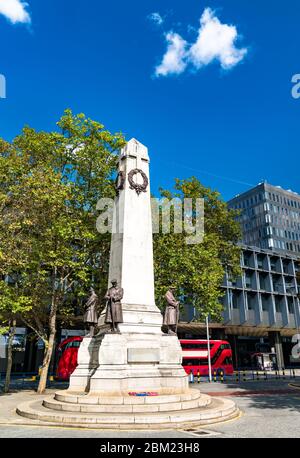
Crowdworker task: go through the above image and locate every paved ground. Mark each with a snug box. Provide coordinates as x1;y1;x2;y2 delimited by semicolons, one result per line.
1;379;300;438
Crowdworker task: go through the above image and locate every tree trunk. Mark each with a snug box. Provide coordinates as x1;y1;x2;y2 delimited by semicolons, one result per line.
49;327;61;376
36;333;54;394
37;265;62;394
4;319;16;393
37;301;58;394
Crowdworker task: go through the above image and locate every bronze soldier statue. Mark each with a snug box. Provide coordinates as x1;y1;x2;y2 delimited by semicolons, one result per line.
163;287;179;335
104;279;124;333
83;287;99;337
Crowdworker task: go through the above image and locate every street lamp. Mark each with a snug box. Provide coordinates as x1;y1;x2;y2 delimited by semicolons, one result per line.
285;284;300;333
285;284;300;365
206;315;212;383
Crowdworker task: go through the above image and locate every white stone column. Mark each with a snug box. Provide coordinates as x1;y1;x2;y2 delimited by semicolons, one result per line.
99;138;163;334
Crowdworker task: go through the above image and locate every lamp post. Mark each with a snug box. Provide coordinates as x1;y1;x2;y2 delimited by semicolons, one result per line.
286;285;300;365
206;315;212;383
286;285;300;334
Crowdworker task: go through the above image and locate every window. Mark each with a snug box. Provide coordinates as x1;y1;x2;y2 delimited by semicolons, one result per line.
245;273;252;288
275;301;282;313
288;301;294;314
232;294;239;309
182;358;209;366
181;343;211;350
247;294;256;310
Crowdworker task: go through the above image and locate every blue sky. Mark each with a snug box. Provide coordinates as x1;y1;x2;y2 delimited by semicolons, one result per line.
0;0;299;200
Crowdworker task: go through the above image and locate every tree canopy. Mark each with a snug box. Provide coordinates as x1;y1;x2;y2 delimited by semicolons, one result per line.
153;177;241;321
0;109;125;391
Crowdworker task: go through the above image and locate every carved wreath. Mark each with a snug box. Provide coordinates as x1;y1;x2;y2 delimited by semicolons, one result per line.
115;171;125;195
128;169;149;195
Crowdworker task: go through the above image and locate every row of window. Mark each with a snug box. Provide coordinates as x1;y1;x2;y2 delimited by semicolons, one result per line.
239;206;300;229
242;252;298;271
268;214;300;230
241;273;296;291
267;191;300;209
234;192;300;210
230;293;297;315
232;191;300;211
269;239;300;253
243;227;300;243
266;202;300;221
269;227;300;241
182;357;233;366
232;193;263;209
240;213;300;234
243;236;300;253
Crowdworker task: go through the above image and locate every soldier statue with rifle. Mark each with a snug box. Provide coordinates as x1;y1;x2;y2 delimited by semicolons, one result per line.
83;287;99;338
104;279;124;333
163;286;180;335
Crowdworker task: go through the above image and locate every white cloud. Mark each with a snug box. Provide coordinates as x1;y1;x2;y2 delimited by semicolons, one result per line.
155;7;247;77
148;12;164;26
189;8;247;70
0;0;31;24
155;32;188;77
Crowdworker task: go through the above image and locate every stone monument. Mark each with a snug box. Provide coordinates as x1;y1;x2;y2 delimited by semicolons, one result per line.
69;138;188;395
17;139;238;428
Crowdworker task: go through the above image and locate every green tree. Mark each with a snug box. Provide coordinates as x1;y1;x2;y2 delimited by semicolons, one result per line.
153;177;241;321
0;283;32;393
0;110;125;393
0;145;33;392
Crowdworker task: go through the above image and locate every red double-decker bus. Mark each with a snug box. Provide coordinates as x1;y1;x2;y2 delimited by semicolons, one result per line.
180;339;234;376
55;336;83;381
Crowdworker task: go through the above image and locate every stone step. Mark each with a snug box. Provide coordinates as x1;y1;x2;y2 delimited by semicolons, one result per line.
54;388;202;406
43;394;211;413
16;397;239;429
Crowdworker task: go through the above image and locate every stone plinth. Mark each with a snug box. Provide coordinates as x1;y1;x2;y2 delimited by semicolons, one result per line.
99;303;163;335
17;390;240;429
70;333;188;395
68;337;100;391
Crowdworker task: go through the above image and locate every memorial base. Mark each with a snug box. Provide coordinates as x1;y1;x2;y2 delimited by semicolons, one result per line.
69;333;188;395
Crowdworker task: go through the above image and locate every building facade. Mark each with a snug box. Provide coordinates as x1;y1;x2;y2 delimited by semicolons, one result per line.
222;245;300;368
228;182;300;255
223;245;300;329
179;244;300;369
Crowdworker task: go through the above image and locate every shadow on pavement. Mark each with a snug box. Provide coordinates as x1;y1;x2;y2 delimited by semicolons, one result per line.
199;374;300;413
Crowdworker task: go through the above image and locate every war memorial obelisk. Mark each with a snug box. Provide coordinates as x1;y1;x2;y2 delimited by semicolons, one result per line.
70;138;188;394
17;139;238;428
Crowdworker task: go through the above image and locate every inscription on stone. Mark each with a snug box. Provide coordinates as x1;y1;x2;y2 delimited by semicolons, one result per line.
127;348;160;363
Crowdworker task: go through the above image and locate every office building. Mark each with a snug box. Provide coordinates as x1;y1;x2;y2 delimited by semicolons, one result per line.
179;244;300;369
228;182;300;255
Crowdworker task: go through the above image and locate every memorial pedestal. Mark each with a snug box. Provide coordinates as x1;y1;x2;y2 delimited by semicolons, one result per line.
88;333;188;395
